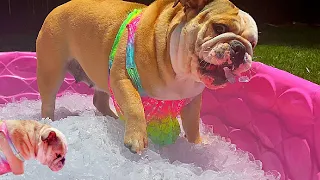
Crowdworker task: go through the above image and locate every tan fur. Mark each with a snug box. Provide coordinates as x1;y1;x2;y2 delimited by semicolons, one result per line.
0;120;67;175
36;0;258;153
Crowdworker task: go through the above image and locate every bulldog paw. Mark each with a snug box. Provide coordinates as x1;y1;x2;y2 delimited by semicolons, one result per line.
194;136;202;144
124;129;148;154
184;134;202;144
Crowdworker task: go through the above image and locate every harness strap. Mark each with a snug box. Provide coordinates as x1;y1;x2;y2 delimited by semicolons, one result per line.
0;121;25;162
0;150;7;161
108;9;144;93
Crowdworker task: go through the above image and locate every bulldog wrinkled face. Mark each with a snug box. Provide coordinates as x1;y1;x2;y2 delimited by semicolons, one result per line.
37;129;68;172
181;0;258;89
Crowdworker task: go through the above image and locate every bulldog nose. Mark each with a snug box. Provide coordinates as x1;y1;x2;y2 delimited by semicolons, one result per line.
229;40;246;68
61;157;65;165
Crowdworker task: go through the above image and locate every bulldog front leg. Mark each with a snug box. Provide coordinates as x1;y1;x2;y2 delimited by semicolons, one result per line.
111;79;148;153
180;93;202;144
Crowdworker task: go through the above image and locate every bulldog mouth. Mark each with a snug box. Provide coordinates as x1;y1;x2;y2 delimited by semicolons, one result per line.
198;59;231;86
49;154;65;172
197;39;252;89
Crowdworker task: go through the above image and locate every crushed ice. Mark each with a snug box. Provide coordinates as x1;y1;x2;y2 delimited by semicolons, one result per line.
0;93;280;180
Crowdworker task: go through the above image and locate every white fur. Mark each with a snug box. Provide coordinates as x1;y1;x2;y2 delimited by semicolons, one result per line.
239;10;259;47
36;127;67;165
148;23;205;100
152;9;258;99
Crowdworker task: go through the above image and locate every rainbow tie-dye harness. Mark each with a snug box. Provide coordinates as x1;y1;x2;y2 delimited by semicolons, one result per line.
0;121;25;175
108;9;192;146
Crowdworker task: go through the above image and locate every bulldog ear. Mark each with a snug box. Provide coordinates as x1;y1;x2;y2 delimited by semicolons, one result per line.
41;130;58;144
173;0;210;11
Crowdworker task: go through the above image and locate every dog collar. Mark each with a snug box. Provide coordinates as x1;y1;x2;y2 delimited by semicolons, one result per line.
0;121;25;162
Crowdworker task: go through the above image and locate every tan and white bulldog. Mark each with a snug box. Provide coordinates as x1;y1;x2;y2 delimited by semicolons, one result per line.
0;120;67;175
36;0;258;153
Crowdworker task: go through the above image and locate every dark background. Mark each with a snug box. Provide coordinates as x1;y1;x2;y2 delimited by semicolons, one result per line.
0;0;319;51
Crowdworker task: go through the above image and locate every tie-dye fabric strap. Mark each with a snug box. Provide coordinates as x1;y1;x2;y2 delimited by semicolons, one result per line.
0;121;25;174
0;121;24;162
0;149;11;175
125;11;143;93
108;9;192;146
109;9;143;93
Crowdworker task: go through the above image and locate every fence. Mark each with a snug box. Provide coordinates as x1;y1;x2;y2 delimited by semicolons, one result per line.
0;0;319;34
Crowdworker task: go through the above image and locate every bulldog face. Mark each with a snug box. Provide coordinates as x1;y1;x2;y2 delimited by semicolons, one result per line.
37;128;68;172
173;0;258;89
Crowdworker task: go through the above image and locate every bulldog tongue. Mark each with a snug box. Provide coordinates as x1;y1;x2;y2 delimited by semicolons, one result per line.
223;67;250;84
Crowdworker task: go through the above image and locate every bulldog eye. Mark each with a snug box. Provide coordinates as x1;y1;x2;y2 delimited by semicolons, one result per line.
213;24;228;34
56;154;61;158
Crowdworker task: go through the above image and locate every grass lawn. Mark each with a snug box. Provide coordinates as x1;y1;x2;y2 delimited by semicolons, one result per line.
254;25;320;84
0;25;319;84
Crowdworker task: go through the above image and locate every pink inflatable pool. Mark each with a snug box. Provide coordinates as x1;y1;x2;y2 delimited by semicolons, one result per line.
1;51;320;180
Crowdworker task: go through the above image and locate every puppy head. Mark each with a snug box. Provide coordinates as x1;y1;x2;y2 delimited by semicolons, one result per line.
37;127;68;172
173;0;258;89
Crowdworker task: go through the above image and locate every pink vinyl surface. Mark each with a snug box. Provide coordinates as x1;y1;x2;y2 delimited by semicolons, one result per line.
1;51;320;180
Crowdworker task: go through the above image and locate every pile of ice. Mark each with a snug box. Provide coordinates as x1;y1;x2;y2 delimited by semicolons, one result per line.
0;93;280;180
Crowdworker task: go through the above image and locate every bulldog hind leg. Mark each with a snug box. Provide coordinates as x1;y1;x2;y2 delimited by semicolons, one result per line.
66;59;118;119
93;90;118;119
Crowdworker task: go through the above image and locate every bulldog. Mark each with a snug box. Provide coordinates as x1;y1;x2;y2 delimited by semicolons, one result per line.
0;120;67;175
36;0;258;153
